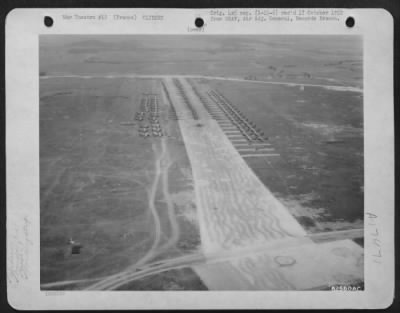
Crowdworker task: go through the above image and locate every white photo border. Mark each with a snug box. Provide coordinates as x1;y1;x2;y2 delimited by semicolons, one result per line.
6;8;394;309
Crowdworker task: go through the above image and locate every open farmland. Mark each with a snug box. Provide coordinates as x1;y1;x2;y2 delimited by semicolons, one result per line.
40;35;362;88
40;35;363;290
40;77;203;288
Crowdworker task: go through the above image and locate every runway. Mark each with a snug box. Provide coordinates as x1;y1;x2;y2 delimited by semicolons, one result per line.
163;77;364;290
164;77;307;254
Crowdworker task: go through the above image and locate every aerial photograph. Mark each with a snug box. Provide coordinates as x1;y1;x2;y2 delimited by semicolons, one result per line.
39;35;364;290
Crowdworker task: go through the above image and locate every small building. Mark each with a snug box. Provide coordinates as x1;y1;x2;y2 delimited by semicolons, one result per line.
71;244;82;255
68;238;83;255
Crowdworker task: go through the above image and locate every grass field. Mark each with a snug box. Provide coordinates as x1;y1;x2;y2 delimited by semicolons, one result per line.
40;77;202;285
40;35;362;88
40;35;363;290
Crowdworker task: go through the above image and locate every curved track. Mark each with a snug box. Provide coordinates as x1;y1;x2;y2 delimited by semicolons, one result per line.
88;138;166;290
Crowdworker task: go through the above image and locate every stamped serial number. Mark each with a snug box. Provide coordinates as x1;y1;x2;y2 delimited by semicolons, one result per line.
331;285;363;291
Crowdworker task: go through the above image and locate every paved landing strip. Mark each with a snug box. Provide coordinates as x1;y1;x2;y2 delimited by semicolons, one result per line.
194;239;363;290
163;77;363;290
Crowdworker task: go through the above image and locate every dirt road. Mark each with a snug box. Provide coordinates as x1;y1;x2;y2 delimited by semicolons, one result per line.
41;74;362;93
87;87;179;290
